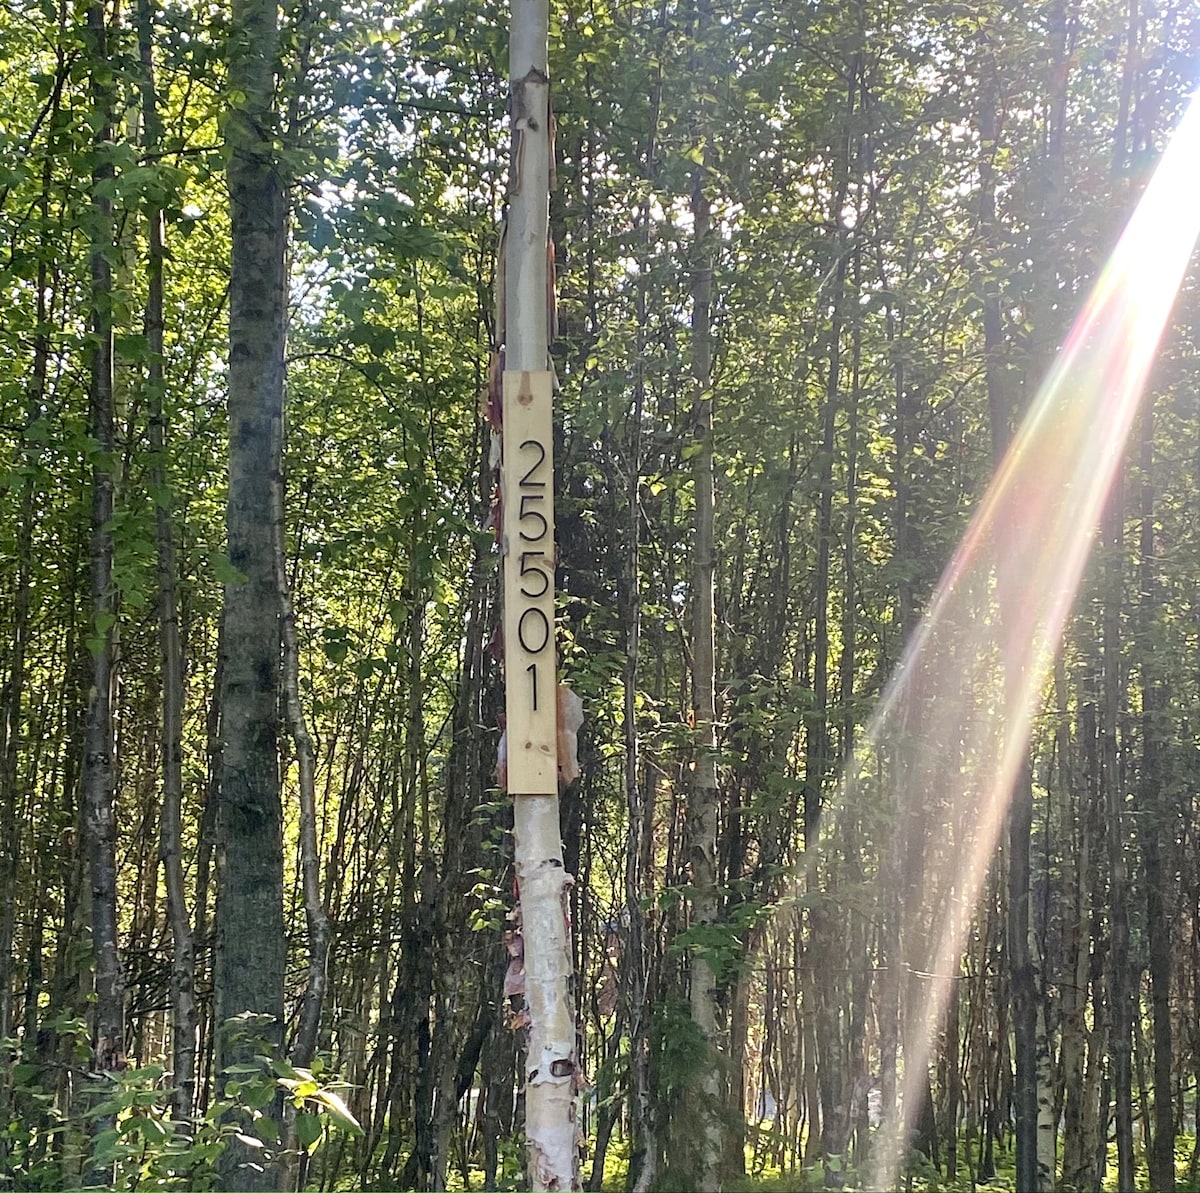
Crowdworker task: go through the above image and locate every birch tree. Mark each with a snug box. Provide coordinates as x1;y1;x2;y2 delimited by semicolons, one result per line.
499;0;580;1187
81;0;125;1086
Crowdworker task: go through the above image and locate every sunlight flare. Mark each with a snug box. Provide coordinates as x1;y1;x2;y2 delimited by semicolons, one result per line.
783;90;1200;1190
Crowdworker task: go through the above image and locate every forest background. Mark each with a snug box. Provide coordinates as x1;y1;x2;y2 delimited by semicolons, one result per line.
0;0;1198;1189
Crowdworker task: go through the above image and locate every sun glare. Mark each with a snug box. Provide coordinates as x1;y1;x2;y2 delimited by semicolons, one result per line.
780;89;1200;1190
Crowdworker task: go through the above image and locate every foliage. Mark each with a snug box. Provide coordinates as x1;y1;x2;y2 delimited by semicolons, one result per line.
0;1042;361;1191
0;0;1196;1186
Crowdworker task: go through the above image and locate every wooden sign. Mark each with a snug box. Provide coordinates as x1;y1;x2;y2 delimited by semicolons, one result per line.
502;370;557;794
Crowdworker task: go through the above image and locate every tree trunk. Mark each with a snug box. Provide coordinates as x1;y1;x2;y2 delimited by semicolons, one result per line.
1059;697;1097;1191
1102;476;1135;1193
195;620;222;1111
138;0;197;1119
216;0;288;1181
278;459;331;1069
622;89;657;1189
1104;11;1138;1185
500;3;579;1187
1138;398;1174;1193
82;0;125;1084
0;118;59;1049
977;47;1040;1192
684;53;724;1188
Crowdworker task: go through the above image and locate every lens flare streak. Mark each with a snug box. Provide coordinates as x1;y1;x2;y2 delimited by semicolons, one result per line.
788;92;1200;1190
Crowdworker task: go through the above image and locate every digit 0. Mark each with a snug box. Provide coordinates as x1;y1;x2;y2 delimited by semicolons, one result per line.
518;606;550;654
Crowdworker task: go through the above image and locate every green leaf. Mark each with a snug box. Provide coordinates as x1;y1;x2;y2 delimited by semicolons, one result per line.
295;1111;322;1153
241;1076;278;1109
280;1078;320;1099
138;1115;170;1144
310;1087;363;1136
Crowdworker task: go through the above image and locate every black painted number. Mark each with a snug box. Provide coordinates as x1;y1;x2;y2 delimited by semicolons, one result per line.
520;550;549;598
514;436;550;717
518;438;547;487
518;607;550;655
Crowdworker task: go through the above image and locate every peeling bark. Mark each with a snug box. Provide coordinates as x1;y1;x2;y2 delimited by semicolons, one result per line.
498;3;580;1188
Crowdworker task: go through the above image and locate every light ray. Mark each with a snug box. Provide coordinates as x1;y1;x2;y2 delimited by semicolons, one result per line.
776;90;1200;1191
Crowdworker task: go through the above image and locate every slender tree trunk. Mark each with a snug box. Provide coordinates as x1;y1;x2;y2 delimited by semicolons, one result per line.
1033;932;1056;1189
216;0;287;1181
195;621;222;1111
1104;11;1138;1186
812;55;862;1189
82;0;125;1083
1102;475;1135;1193
685;47;724;1187
945;969;961;1181
1138;398;1174;1193
1001;421;1041;1192
1059;694;1097;1191
0;429;32;1051
138;0;197;1119
978;47;1040;1192
0;168;56;1049
278;462;331;1068
622;64;659;1187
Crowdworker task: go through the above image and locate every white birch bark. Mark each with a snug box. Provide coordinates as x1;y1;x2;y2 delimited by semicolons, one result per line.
501;2;579;1187
1033;930;1056;1190
688;159;724;1191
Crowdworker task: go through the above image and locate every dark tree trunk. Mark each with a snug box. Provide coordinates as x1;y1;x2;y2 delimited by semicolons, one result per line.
139;0;197;1119
622;86;657;1184
278;462;330;1069
216;0;287;1181
978;53;1039;1193
1102;475;1135;1193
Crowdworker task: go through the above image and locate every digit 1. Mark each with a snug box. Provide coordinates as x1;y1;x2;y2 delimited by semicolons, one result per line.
526;661;538;710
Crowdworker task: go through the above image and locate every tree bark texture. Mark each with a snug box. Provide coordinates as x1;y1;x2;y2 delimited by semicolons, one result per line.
977;48;1040;1192
82;0;125;1083
139;0;197;1118
502;2;580;1187
216;0;287;1181
685;95;724;1193
1102;477;1135;1193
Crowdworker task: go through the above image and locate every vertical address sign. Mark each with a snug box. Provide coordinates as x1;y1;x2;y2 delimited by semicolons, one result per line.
502;368;557;794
